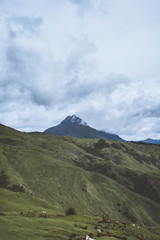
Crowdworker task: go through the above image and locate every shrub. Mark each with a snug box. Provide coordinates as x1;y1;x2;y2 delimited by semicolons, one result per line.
65;207;76;216
0;171;10;188
8;184;25;193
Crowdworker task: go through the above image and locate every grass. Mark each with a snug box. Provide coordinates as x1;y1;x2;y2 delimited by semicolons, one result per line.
0;187;160;239
0;204;160;239
0;123;160;239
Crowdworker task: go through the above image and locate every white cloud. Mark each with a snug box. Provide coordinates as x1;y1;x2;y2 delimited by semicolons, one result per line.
7;15;43;38
68;0;108;16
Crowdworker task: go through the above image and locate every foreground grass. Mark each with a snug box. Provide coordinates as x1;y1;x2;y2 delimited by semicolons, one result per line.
0;188;160;240
0;189;160;240
0;212;160;240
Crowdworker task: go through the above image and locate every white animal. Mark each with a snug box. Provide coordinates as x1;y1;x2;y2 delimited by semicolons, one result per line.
97;229;101;233
86;235;94;240
42;210;46;214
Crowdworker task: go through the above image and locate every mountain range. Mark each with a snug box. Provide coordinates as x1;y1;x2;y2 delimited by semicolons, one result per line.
44;115;160;145
139;138;160;145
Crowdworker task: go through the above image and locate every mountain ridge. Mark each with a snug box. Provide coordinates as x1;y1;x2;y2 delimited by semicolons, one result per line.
139;138;160;145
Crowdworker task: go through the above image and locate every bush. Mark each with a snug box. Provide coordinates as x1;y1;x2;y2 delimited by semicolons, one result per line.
0;171;10;188
65;207;76;216
8;184;25;193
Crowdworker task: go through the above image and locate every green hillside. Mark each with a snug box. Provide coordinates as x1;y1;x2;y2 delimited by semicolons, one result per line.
0;123;160;239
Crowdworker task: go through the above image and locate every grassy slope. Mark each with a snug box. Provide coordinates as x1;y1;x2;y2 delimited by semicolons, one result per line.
71;138;160;203
0;124;160;239
0;188;160;240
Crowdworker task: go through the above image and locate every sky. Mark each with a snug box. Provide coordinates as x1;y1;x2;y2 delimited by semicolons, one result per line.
0;0;160;140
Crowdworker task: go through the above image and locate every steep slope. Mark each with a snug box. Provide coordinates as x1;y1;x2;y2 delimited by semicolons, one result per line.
0;123;160;227
71;138;160;204
44;115;125;141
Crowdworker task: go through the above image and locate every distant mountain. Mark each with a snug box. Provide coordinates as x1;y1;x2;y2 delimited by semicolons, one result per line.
44;115;125;141
140;138;160;145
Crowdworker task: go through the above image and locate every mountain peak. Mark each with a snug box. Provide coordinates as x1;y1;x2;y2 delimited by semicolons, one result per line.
64;115;87;126
44;115;125;141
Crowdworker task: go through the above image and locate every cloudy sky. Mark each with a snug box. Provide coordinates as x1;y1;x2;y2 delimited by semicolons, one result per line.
0;0;160;140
